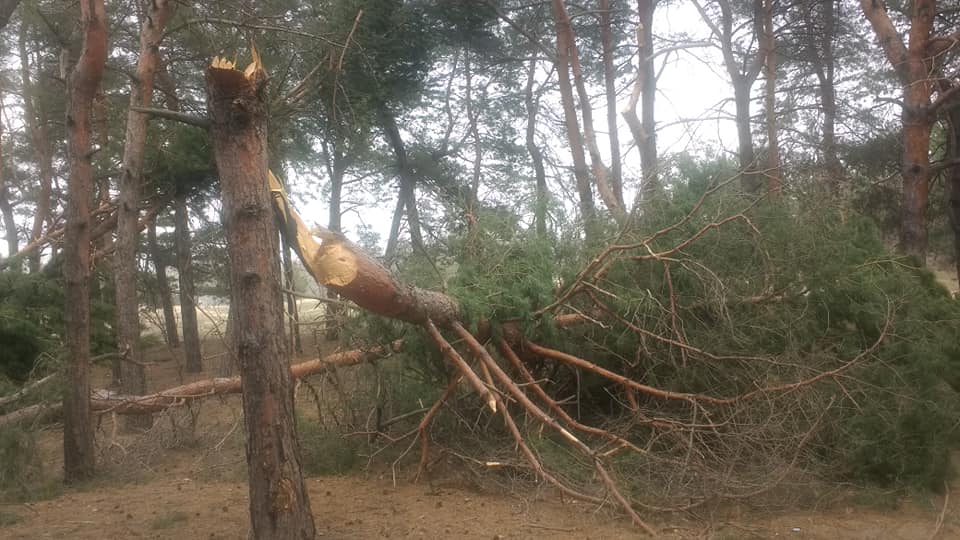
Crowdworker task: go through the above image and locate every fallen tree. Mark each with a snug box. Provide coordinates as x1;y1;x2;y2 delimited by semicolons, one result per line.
10;49;952;533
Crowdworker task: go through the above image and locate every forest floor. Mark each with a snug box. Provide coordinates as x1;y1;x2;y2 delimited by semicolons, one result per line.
3;280;960;539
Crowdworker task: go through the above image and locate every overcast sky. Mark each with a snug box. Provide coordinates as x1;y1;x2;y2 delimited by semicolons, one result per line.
293;3;737;249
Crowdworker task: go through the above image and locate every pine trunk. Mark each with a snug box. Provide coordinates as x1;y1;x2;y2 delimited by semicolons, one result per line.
550;0;597;239
762;0;780;194
63;0;107;483
0;114;17;259
174;192;202;373
524;58;548;237
948;107;960;287
599;0;624;206
733;78;761;193
815;0;840;185
19;26;54;273
206;55;315;539
115;0;172;429
859;0;935;260
148;218;180;347
381;108;425;254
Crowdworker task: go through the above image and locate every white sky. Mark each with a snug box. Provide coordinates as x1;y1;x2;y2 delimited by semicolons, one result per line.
293;3;738;249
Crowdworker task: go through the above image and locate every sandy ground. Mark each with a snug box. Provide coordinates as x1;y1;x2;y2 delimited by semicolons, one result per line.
1;471;956;539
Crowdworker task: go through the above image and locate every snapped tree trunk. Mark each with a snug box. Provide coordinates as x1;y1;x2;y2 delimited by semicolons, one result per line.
62;0;107;483
148;218;180;348
206;53;315;539
173;192;203;373
115;0;172;428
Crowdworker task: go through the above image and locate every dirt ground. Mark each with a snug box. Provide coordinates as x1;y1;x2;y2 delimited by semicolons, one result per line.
2;301;960;539
1;466;956;539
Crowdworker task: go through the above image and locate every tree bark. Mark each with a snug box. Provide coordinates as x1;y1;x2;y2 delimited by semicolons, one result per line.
380;107;425;254
62;0;107;483
115;0;172;428
859;0;935;260
0;109;17;260
812;0;840;186
19;26;55;273
0;186;16;261
524;57;549;238
948;106;960;288
552;0;626;223
206;54;315;539
694;0;766;193
155;61;203;373
281;234;303;354
623;0;659;201
384;195;404;261
173;192;203;373
148;218;180;348
465;51;483;232
550;0;597;239
599;0;624;207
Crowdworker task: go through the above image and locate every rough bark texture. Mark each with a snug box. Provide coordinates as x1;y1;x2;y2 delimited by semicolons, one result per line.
206;55;315;539
524;57;549;237
859;0;938;260
62;0;107;483
148;218;179;347
174;193;203;373
115;0;172;428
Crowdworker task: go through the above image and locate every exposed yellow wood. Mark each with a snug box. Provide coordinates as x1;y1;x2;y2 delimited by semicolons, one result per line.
268;170;358;287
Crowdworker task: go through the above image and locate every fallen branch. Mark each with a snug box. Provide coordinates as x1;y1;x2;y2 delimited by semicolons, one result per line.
0;342;401;426
0;374;58;408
